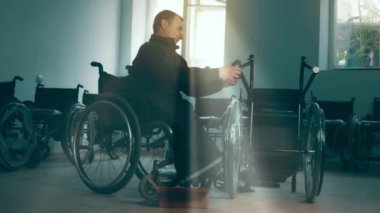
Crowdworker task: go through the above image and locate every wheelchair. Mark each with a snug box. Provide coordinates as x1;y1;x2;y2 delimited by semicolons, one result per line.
25;83;83;167
312;98;359;168
0;76;35;170
237;55;325;203
72;62;244;200
352;97;380;171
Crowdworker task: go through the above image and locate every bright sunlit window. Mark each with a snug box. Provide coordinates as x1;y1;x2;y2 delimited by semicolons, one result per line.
130;0;226;68
333;0;380;69
185;0;226;67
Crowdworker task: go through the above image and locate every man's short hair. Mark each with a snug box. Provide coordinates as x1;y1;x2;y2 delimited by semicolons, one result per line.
153;10;183;33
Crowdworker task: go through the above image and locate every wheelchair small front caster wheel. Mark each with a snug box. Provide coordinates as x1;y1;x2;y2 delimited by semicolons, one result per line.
139;175;159;202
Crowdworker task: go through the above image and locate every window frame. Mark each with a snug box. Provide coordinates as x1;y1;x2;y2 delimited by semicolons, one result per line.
329;0;380;71
182;0;227;67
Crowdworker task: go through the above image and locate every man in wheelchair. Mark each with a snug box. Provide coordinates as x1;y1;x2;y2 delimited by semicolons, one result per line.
129;10;242;185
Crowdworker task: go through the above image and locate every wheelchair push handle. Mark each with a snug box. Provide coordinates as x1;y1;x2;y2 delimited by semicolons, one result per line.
232;54;254;69
232;54;255;99
301;56;320;73
125;65;133;71
299;56;320;102
90;61;104;74
13;76;23;82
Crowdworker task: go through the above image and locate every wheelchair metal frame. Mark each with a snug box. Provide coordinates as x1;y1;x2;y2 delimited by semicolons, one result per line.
238;55;325;203
27;83;83;167
0;76;35;170
311;98;363;169
353;97;380;171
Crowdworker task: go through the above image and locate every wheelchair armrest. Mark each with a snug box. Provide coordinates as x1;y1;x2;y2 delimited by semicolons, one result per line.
360;120;380;131
325;119;346;127
199;116;222;129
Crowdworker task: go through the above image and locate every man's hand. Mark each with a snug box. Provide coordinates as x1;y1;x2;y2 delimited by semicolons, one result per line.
218;65;242;85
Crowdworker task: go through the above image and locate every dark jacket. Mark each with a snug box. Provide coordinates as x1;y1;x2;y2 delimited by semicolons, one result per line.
129;35;224;122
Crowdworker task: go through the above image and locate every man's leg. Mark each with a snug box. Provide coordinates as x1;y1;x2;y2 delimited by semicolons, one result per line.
172;99;221;183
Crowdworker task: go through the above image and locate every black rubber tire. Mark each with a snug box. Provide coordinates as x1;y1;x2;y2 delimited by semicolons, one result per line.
73;94;141;194
303;103;325;203
223;98;243;199
61;103;85;164
0;101;35;170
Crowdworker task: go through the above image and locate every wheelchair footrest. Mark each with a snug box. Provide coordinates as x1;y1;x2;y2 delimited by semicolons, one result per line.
158;187;209;209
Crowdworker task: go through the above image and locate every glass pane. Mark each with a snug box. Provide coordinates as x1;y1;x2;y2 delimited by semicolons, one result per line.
186;7;226;67
200;0;226;6
335;0;380;68
188;0;226;6
155;0;184;15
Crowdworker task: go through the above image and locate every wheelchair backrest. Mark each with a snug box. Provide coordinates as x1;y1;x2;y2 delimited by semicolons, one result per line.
82;90;97;106
253;88;300;114
251;89;300;151
98;72;133;95
0;81;15;101
316;98;354;121
34;84;81;111
374;97;380;121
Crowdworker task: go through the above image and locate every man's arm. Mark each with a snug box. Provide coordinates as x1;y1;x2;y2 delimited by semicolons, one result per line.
179;58;242;97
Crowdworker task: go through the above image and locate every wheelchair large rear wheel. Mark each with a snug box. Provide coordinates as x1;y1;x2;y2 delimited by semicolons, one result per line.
0;101;35;170
73;94;141;194
61;103;85;164
223;98;243;199
303;103;325;203
340;114;358;170
350;117;370;172
136;121;175;180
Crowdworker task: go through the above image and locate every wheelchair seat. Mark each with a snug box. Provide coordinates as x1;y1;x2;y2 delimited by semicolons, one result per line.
33;84;82;112
253;88;299;115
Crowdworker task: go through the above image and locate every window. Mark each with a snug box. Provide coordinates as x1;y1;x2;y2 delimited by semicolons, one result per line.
332;0;380;69
130;0;226;67
184;0;226;67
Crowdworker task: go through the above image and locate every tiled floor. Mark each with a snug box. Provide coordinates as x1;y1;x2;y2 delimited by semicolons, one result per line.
1;154;380;213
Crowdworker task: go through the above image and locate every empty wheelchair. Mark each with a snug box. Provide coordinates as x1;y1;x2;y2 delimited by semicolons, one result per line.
26;83;83;167
0;76;35;170
312;98;360;169
238;55;325;203
353;97;380;170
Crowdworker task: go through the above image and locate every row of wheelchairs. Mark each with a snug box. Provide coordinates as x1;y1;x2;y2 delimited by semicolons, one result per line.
0;66;241;199
0;75;85;170
0;55;326;204
312;96;380;172
66;55;325;203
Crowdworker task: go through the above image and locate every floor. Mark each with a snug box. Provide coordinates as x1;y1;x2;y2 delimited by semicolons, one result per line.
1;154;380;213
